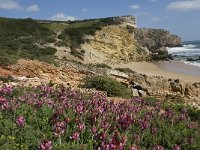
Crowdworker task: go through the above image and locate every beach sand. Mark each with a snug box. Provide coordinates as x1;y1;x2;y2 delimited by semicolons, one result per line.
112;61;200;83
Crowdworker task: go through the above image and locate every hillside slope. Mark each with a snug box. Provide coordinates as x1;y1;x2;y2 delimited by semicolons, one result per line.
0;16;182;66
0;17;57;66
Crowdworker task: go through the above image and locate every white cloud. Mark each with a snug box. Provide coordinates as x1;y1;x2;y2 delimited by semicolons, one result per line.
167;0;200;11
82;8;87;12
130;4;140;10
26;4;39;12
0;0;21;10
49;13;76;21
152;16;167;22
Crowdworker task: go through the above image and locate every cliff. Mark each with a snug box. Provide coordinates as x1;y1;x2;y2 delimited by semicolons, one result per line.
135;28;182;53
81;25;147;64
56;16;147;64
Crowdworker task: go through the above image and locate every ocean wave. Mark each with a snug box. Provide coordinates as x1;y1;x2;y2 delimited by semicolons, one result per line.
183;61;200;68
167;47;200;55
183;44;196;48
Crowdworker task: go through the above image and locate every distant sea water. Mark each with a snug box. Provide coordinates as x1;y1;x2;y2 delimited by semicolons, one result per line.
167;40;200;68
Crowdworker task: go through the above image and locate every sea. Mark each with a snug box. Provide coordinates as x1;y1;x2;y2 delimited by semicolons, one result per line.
167;40;200;68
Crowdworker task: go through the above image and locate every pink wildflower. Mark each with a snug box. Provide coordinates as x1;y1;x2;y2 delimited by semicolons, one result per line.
16;116;25;127
70;132;80;140
39;140;52;150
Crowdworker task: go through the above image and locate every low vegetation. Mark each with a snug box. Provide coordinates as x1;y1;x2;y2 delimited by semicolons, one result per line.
0;85;199;149
0;75;16;83
81;75;132;98
0;17;57;66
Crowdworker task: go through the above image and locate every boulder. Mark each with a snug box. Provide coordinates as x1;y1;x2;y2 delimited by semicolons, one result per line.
132;88;139;97
170;80;185;94
138;90;147;97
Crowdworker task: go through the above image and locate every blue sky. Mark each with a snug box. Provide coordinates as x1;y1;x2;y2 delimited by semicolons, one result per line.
0;0;200;41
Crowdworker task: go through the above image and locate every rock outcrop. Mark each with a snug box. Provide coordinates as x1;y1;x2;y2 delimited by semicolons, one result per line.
128;72;200;107
0;60;88;87
134;28;182;53
81;25;147;64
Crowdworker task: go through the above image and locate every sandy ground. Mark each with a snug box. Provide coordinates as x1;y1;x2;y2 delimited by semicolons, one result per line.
112;61;200;83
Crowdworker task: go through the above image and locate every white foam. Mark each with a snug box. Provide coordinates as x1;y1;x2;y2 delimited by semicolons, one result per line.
184;61;200;68
167;46;200;56
183;44;196;48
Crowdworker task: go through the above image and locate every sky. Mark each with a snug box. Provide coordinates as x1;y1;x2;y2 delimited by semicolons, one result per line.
0;0;200;41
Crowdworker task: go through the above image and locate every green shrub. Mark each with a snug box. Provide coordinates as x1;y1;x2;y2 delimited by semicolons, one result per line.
0;75;15;83
82;75;132;98
0;55;18;66
45;37;57;43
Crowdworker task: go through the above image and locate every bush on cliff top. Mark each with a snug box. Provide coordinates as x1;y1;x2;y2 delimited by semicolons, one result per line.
81;75;132;98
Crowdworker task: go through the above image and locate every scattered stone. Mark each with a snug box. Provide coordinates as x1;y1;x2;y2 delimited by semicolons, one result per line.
132;89;139;97
138;90;147;97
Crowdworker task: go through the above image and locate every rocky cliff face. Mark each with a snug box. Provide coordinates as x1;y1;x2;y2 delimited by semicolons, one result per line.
81;25;147;64
134;28;182;53
78;18;182;63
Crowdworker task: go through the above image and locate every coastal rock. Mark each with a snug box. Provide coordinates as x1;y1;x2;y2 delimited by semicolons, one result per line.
170;80;185;94
81;25;148;64
134;28;182;53
106;70;129;79
129;72;200;106
132;89;139;97
138;90;147;97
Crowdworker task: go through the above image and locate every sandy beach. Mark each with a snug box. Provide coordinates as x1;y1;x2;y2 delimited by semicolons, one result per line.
112;61;200;83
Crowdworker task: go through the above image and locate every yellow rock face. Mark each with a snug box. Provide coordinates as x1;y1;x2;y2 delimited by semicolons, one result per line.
81;25;146;64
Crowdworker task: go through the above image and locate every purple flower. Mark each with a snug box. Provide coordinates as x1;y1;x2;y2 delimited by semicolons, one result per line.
138;119;148;130
0;85;13;95
164;108;174;118
101;121;110;131
118;114;133;130
64;117;70;124
178;114;186;121
187;136;195;144
53;121;66;136
187;122;198;129
0;97;10;110
77;122;85;131
39;140;52;150
70;132;80;140
173;144;181;150
153;145;165;150
129;145;139;150
151;127;158;134
76;104;83;113
16;116;25;127
91;127;97;134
